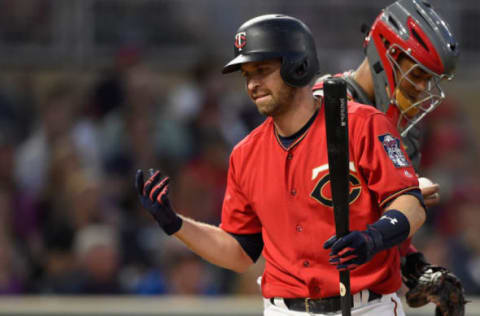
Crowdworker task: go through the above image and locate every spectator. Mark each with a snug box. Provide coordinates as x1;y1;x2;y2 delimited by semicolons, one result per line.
73;224;124;294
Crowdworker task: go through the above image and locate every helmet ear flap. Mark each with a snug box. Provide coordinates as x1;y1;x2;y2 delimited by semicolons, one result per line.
281;55;316;87
295;58;308;76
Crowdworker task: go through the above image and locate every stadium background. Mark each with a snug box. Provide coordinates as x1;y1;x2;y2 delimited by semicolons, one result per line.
0;0;479;314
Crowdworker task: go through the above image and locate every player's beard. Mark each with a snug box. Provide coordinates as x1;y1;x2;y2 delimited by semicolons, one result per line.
254;85;296;117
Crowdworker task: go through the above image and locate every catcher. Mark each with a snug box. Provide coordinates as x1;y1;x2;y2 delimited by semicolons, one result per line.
312;0;466;315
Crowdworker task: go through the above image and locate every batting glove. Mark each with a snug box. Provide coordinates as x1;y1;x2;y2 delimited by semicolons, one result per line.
135;169;182;235
324;209;411;271
323;227;384;271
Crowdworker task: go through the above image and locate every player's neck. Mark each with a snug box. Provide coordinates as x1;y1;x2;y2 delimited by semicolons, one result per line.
273;90;319;137
353;58;375;103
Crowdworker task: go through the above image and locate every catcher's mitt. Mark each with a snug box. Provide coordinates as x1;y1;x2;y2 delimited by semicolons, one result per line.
402;252;467;316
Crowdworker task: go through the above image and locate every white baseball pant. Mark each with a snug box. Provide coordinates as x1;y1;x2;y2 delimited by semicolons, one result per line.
263;291;405;316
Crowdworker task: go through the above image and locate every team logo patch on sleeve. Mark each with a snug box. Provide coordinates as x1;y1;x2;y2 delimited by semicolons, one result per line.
378;134;410;168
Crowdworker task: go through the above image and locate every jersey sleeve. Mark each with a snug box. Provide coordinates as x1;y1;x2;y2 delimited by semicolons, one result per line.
353;111;419;208
220;152;262;234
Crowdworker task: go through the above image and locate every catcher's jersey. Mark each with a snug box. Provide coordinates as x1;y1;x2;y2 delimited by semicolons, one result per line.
220;99;419;299
312;72;422;171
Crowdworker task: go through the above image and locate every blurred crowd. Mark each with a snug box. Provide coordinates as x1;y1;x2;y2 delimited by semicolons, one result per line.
0;49;264;296
0;46;479;297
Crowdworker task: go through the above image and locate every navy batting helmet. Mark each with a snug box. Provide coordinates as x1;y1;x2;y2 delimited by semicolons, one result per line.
222;14;320;87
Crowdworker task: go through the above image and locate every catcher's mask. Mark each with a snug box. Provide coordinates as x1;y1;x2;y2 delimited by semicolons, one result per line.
222;14;320;88
364;0;459;136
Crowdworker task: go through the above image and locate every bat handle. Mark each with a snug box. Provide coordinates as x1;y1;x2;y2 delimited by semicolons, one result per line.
148;168;156;177
339;270;352;316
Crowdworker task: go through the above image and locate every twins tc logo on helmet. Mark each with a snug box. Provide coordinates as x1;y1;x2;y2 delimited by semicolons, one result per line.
379;133;410;168
235;32;247;51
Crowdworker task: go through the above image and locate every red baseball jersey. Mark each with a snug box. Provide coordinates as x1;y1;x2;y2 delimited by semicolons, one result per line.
313;74;418;261
220;100;420;299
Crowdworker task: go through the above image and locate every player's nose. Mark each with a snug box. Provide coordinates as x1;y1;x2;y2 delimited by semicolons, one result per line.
414;79;428;92
246;77;260;92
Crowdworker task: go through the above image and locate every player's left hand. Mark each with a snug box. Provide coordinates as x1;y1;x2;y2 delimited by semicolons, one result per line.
420;184;440;207
418;177;440;207
323;227;384;271
135;169;183;235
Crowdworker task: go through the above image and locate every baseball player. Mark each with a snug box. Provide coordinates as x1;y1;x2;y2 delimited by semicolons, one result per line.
312;1;466;315
136;14;427;315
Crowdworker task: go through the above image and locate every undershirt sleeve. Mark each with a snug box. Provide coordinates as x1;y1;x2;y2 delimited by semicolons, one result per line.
229;232;264;263
401;188;426;211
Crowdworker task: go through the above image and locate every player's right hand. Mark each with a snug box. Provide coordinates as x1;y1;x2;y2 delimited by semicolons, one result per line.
420;184;440;207
135;169;183;235
323;228;383;271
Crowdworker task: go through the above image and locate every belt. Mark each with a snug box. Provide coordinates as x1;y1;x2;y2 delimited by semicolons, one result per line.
270;289;382;314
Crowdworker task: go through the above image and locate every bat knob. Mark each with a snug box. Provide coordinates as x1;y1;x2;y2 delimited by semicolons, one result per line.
340;282;346;296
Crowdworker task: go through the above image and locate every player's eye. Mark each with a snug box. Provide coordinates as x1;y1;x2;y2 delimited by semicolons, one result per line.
257;67;266;74
409;71;421;79
258;65;275;76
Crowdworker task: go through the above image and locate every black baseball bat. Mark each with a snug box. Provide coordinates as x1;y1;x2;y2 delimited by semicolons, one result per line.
324;78;352;316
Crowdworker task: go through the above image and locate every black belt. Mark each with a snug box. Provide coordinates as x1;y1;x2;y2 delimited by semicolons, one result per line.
270;290;382;314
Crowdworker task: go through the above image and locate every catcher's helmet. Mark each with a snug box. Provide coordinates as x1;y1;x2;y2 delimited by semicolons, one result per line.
364;0;459;136
222;14;320;87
